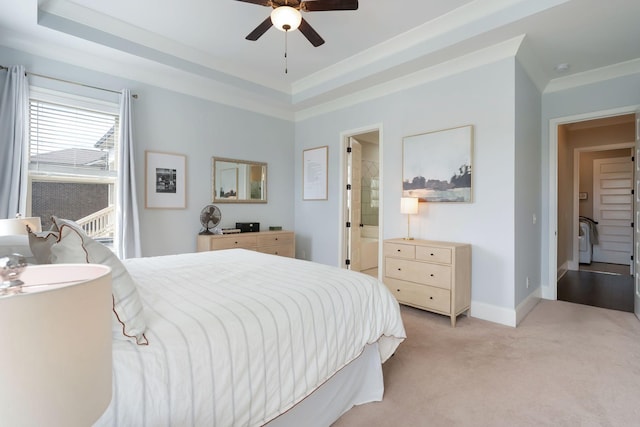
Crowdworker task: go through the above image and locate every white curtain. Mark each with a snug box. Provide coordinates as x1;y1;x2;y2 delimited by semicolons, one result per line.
0;65;29;218
115;89;142;259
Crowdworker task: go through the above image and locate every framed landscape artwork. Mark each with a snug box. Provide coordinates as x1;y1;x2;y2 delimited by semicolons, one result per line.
402;125;473;203
145;151;187;209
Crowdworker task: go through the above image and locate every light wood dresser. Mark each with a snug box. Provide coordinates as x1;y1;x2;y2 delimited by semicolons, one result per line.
383;238;471;327
197;230;295;258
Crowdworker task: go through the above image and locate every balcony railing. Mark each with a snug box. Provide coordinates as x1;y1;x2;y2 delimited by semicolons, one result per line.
76;205;115;238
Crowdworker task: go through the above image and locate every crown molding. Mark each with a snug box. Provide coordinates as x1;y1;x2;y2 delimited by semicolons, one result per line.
544;58;640;94
292;0;568;100
295;35;524;121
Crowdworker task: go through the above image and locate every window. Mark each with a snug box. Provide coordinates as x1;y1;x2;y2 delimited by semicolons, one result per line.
28;89;119;241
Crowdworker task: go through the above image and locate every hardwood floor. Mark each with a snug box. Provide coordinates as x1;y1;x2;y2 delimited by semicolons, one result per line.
558;267;634;313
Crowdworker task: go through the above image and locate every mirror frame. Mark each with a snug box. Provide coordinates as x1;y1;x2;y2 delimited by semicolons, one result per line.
212;157;268;203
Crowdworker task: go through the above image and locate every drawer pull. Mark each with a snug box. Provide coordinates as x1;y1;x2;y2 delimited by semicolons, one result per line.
397;249;401;252
429;296;433;300
397;268;402;271
430;274;435;277
275;238;278;241
430;253;435;256
396;289;400;292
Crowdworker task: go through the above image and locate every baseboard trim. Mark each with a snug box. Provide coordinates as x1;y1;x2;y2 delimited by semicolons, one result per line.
557;261;569;280
515;287;541;325
470;288;541;328
471;301;516;327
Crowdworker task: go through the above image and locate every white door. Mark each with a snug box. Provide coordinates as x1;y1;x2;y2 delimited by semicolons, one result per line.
347;138;362;271
635;111;640;320
592;157;633;265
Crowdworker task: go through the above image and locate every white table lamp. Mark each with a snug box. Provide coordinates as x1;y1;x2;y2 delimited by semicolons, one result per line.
400;197;419;240
0;263;113;427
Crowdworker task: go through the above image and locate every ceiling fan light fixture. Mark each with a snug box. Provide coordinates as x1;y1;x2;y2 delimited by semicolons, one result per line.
271;6;302;32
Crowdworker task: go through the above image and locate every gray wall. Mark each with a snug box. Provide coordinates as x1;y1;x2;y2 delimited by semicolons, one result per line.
514;60;542;307
1;45;295;257
295;58;519;317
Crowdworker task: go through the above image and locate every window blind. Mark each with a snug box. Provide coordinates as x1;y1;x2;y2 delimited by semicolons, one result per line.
29;99;119;177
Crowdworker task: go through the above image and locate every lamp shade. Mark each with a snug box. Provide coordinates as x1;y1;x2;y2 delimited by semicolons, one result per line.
400;197;419;215
271;6;302;31
0;264;113;427
0;217;42;235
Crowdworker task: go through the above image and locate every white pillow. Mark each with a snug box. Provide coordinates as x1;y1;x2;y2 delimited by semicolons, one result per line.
0;235;37;264
26;227;59;264
50;216;148;345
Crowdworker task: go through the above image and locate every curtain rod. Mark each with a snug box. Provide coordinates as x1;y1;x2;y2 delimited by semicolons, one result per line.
0;65;138;99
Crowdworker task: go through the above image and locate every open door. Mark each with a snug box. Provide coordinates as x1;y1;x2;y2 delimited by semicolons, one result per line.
635;111;640;320
346;137;362;271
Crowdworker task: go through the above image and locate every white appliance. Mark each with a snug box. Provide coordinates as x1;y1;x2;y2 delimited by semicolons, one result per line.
579;221;592;264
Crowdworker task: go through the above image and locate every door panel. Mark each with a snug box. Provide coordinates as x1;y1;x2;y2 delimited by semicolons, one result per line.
593;157;633;265
348;138;362;271
635;111;640;320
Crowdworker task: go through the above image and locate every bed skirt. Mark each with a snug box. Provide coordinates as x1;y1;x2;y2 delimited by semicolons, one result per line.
266;342;383;427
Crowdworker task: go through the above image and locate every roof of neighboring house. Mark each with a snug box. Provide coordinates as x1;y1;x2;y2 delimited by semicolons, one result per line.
94;126;115;149
30;148;108;168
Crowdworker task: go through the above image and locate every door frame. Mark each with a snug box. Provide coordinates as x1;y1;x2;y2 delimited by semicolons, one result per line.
546;105;640;300
338;124;383;275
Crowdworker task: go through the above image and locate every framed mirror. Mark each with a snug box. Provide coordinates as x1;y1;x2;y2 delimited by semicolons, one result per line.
212;157;267;203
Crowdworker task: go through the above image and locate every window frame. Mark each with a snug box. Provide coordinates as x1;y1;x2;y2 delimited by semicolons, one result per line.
26;87;120;226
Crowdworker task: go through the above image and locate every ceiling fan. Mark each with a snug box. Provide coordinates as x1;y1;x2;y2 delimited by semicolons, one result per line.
236;0;359;47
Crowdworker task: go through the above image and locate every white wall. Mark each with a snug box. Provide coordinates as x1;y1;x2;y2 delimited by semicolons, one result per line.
295;58;518;319
0;45;295;257
540;71;640;295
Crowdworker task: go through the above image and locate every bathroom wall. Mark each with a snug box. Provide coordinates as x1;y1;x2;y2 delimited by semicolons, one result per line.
361;141;380;226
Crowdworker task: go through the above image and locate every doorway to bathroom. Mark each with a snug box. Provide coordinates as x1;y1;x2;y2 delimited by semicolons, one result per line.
554;112;636;312
341;128;381;279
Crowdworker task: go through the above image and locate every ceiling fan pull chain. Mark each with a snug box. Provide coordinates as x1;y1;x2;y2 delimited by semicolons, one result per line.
284;26;290;74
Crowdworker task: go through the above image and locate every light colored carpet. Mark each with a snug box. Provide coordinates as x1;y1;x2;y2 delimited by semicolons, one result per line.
333;300;640;426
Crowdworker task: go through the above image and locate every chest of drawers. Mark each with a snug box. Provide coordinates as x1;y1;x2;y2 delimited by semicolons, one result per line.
383;238;471;327
197;230;295;258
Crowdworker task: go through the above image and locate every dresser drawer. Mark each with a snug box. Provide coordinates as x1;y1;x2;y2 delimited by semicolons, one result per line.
415;246;452;264
258;244;294;258
385;278;451;313
383;242;415;259
257;232;294;247
208;235;257;250
385;257;452;289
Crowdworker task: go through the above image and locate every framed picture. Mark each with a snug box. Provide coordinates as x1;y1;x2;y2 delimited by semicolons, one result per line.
303;146;328;200
145;151;187;209
403;125;473;203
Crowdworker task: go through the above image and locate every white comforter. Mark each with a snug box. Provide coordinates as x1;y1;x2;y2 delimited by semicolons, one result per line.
95;249;405;427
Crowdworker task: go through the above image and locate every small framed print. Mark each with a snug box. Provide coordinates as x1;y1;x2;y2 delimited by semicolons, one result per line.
303;146;328;201
145;151;186;209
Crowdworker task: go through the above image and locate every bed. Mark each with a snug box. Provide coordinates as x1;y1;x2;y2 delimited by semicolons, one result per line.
7;216;405;426
94;248;406;426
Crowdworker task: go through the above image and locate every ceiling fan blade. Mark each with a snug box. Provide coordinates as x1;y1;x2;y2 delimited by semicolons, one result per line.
298;18;324;47
246;16;273;41
235;0;272;6
302;0;358;11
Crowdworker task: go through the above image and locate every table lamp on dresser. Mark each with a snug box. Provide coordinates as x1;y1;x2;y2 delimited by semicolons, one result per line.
0;260;113;427
400;197;419;240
